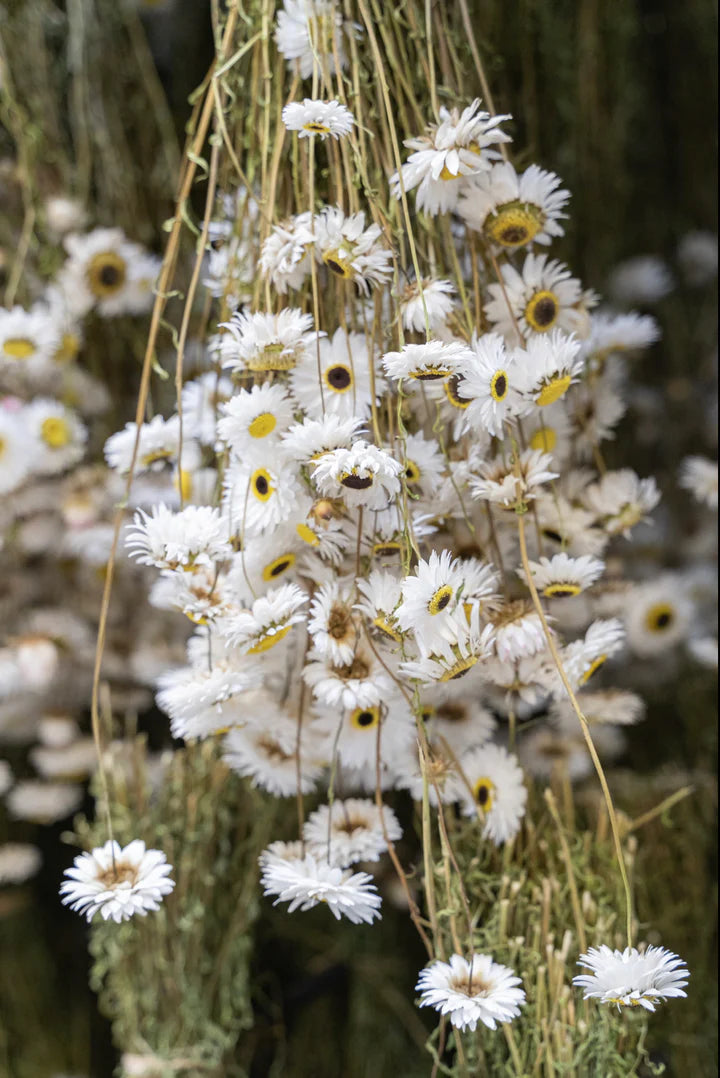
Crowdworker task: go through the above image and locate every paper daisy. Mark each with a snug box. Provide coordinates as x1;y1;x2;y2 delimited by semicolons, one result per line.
7;781;83;824
155;661;262;739
679;456;718;509
580;311;660;367
290;327;377;420
104;415;181;475
275;0;347;80
281;414;366;463
518;552;605;598
303;643;394;710
382;340;472;383
308;579;360;665
312;440;402;511
219;308;318;373
416;953;526;1031
223;717;323;796
223;457;301;535
125;504;232;572
180;372;233;446
469;448;558;507
399;278;456;332
458;161;570;249
303;798;402;867
0;305;60;374
354;568;404;643
390;99;511;215
312;700;414;771
0;843;42;886
485;252;588;346
583;469;661;537
400;624;495;685
573;945;689;1011
259;212;316;293
60;228;158;317
459;742;528;844
489;600;548;663
0;407;36;495
314;206;392;294
514;329;583;409
562;617;626;687
220;583;308;655
282;98;355;139
400;432;447;500
259;849;381;924
395;550;465;648
624;576;692;657
60;839;175;923
217;383;295;456
458;332;526;437
608;255;674;305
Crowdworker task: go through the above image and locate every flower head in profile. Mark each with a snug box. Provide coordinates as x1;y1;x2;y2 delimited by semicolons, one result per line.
417;953;526;1031
60;840;175;923
573;945;689;1011
282;99;355;139
259;846;382;924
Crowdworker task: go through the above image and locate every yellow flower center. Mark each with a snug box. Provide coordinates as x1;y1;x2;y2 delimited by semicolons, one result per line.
404;459;421;484
536;374;572;407
529;426;557;453
296;522;320;546
54;332;80;364
251;468;274;501
323;249;354;279
40;416;71;448
303;121;331;135
248;342;297;372
411;365;450;381
372;540;402;558
645;602;675;633
485;202;543;248
490;369;509;402
324;364;353;393
543;582;582;598
247;623;293;654
86;251;127;298
428;584;454;615
350;706;380;730
581;653;607;683
373;616;402;642
439;162;461;181
440;653;478;681
525;290;560;332
3;337;36;359
248;412;277;438
140;448;173;469
473;776;495;812
175;469;194;502
262;553;296;581
445;374;471;409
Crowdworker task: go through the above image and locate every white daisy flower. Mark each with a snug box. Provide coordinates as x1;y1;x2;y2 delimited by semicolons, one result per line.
583;469;661;537
608;255;674;306
149;565;233;626
155;661;261;739
223;716;323;796
308;579;359;665
259;848;381;924
679;456;718;509
580;310;660;367
311;700;414;772
290;327;377;420
259;212;316;293
219;583;308;655
30;739;98;781
390;99;512;215
677;230;718;286
395;550;465;648
623;577;692;658
60;840;175;923
0;305;60;373
400;624;495;685
314;206;392;295
312;440;402;511
303;643;394;710
562;617;626;687
470;447;558;507
181;373;234;446
533;493;607;558
514;329;583;408
219;308;318;373
459;742;527;844
282;98;355;139
428;697;497;755
489;601;548;663
382;339;472;383
416;953;526;1032
125;504;232;572
485;252;589;346
44;194;87;236
275;0;348;80
551;689;646;727
281;414;366;463
0;843;42;886
458;332;526;437
60;228;159;317
458;161;570;249
518;552;605;598
0;406;36;494
399;278;456;333
354;568;404;643
6;781;83;824
303;798;402;867
573;945;689;1011
104;415;181;476
568;374;627;457
399;432;447;500
217;383;295;456
223;457;301;536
